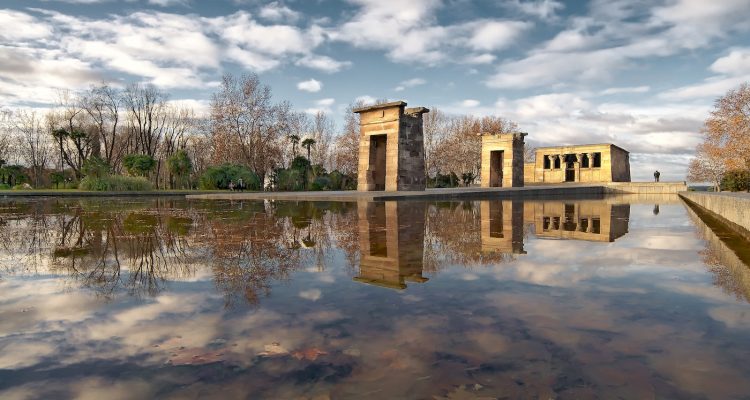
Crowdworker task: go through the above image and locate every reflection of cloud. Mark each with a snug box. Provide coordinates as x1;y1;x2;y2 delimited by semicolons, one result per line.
298;288;322;301
708;305;750;329
0;340;56;369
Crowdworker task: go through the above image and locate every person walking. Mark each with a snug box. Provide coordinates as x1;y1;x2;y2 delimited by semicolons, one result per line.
654;170;660;182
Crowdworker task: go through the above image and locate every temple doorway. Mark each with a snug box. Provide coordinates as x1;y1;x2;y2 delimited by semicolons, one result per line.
489;150;504;187
368;135;387;190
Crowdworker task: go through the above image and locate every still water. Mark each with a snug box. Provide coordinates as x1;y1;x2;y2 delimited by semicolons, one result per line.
1;195;749;399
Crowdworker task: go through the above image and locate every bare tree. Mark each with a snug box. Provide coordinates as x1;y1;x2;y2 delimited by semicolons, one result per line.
332;101;363;174
311;111;334;170
81;84;123;165
123;83;168;158
688;140;727;191
423;107;448;177
15;110;53;187
210;73;289;184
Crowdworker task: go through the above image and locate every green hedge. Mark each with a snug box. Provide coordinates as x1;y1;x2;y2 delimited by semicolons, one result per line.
199;164;261;190
721;169;750;192
79;175;153;191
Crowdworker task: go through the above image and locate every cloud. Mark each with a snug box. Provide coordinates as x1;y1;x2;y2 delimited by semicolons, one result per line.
599;86;651;95
467;20;530;52
298;288;322;301
331;0;528;66
506;0;565;21
147;0;190;6
394;77;426;91
258;1;300;23
0;10;53;41
304;98;335;114
487;0;750;90
295;55;351;73
461;99;480;107
660;48;750;100
297;78;322;92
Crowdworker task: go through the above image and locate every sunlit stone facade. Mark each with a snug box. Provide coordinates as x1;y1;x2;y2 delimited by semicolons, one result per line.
524;143;631;184
354;101;429;192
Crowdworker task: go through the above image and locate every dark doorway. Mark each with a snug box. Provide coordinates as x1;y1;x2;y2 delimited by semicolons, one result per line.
369;135;387;190
565;155;576;182
368;202;387;256
490;150;503;187
489;201;504;238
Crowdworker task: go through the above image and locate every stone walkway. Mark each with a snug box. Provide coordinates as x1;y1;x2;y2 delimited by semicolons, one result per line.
186;182;686;202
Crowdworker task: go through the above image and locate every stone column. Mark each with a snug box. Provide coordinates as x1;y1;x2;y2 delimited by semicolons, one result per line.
575;153;583;182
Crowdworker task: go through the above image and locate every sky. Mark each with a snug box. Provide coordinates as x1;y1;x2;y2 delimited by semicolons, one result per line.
1;0;750;181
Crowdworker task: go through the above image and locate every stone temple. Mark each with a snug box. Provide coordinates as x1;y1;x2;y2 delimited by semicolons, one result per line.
354;101;428;192
352;100;631;191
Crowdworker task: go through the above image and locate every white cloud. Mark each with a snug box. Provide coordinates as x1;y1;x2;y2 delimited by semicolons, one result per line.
331;1;528;66
507;0;565;21
0;10;52;41
487;0;750;90
599;86;651;95
356;95;377;105
297;79;322;92
461;99;480;107
394;77;426;91
298;288;322;301
465;53;496;64
258;1;301;23
147;0;189;6
709;48;750;76
305;98;335;114
468;20;530;52
295;55;351;73
661;49;750;100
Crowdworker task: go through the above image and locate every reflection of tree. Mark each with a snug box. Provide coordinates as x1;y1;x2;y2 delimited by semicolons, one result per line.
424;201;516;272
205;201;303;307
49;199;196;298
685;200;750;302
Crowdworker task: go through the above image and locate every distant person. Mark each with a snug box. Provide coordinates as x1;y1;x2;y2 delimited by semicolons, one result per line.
653;204;660;215
238;178;244;192
228;181;235;191
654;170;660;182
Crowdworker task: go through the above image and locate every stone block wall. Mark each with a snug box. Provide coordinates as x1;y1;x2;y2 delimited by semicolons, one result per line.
480;133;526;188
355;101;427;192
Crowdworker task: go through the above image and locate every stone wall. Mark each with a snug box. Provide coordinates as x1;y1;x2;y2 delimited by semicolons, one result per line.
679;192;750;237
355;101;427;192
480;133;526;188
528;143;631;184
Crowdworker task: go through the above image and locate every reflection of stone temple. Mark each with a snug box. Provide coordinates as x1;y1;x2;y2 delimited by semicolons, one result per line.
354;201;428;289
530;201;630;242
480;200;526;254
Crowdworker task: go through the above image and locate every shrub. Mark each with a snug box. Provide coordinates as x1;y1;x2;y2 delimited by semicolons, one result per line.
199;164;261;190
276;168;305;191
81;157;111;179
720;169;750;192
123;154;156;177
50;171;66;189
0;183;9;190
167;150;193;188
79;175;153;191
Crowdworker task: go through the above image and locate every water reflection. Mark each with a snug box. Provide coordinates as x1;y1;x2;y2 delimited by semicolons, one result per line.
3;196;750;399
355;201;428;289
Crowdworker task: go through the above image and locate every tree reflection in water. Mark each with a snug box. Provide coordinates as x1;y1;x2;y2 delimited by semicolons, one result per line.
12;197;733;306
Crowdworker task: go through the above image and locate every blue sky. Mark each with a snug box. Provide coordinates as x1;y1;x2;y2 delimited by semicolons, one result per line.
1;0;750;180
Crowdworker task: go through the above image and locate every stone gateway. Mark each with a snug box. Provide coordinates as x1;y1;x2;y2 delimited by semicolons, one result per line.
354;101;429;192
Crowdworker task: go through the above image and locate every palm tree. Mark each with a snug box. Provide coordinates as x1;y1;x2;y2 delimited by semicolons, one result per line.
301;138;316;163
288;134;300;158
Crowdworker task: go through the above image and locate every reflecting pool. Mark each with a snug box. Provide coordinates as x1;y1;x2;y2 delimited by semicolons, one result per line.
1;195;750;399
